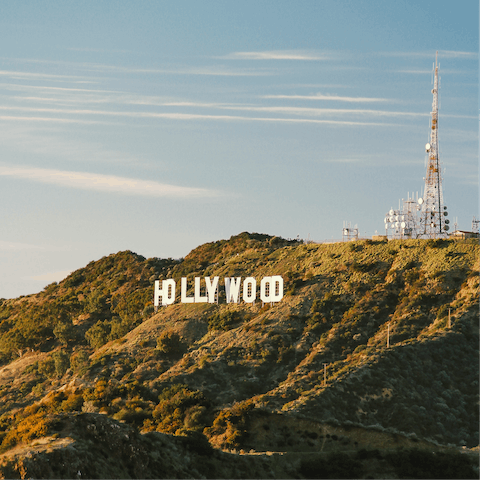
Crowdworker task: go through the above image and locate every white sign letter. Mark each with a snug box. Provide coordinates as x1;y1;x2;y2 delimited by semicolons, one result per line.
181;277;194;303
225;277;241;303
194;277;208;303
205;276;219;303
154;279;176;306
260;276;284;303
243;277;256;303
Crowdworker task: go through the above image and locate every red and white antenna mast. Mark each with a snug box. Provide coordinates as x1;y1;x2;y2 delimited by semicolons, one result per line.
383;52;450;239
418;51;449;237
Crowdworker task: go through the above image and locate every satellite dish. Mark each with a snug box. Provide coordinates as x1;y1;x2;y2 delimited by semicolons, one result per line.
418;198;424;205
443;205;447;210
444;225;450;231
384;218;388;223
385;224;388;230
444;212;448;217
395;222;400;227
401;222;406;228
445;219;450;224
389;209;394;216
425;143;431;151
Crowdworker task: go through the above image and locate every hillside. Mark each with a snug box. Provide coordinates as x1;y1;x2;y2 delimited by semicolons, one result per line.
0;233;478;478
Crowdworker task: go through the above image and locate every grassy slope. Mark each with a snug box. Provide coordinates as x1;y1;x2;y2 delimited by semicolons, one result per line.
0;233;478;476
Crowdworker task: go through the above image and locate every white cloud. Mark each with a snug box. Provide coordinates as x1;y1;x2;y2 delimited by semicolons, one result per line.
0;83;121;95
0;114;109;125
0;104;424;123
0;70;94;83
397;68;473;75
0;58;268;77
224;50;328;61
0;165;218;198
0;240;44;252
439;50;478;59
263;94;389;102
377;50;478;60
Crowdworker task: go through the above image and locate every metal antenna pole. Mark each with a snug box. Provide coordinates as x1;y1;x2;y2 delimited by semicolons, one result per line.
420;51;449;238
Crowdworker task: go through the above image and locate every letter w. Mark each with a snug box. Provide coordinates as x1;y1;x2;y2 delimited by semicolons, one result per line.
224;277;241;303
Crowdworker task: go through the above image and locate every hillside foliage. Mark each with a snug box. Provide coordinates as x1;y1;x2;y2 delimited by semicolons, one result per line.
0;233;478;478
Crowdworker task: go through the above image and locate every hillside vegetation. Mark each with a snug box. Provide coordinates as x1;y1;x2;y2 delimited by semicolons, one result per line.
0;233;478;478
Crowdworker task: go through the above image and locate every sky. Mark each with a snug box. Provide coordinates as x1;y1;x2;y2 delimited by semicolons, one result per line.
0;0;478;299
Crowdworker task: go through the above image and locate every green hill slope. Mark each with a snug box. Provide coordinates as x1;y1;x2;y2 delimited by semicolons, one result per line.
0;233;478;478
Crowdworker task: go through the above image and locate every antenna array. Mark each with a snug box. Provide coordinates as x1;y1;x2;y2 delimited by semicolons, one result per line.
383;52;449;239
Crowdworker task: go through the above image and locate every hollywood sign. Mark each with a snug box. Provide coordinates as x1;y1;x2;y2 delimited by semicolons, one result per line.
154;276;283;307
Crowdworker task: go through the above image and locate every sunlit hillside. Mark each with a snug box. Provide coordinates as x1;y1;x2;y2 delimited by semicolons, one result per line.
0;233;478;478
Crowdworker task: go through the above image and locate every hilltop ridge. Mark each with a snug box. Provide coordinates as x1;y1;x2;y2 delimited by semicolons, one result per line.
0;233;478;478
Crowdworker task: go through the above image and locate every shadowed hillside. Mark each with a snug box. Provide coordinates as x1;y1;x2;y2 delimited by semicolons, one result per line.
0;233;478;478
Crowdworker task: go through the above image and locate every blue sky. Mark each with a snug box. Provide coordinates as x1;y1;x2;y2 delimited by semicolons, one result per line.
0;0;478;298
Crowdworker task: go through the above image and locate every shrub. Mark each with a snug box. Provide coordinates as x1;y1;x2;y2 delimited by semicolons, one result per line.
152;384;209;434
204;399;255;450
350;261;377;273
52;350;70;377
85;320;111;349
38;357;56;378
71;349;90;375
53;320;76;346
0;411;51;452
207;311;240;331
156;330;185;355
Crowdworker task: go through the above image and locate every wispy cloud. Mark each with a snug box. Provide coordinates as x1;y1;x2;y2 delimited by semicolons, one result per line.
397;68;473;75
0;104;426;122
0;70;95;83
1;83;121;95
0;165;218;198
263;93;389;103
224;50;328;61
0;58;267;77
0;107;404;127
439;50;478;59
0;114;110;125
377;50;478;60
0;240;44;252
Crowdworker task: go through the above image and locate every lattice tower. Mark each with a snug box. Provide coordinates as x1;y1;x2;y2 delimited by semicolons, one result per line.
418;51;449;237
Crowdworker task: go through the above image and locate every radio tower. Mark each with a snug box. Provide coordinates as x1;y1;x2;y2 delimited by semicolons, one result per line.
418;51;449;237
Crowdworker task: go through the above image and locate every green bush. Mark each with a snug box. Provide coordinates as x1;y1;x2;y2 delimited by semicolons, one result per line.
156;330;185;355
38;357;56;378
52;350;70;377
207;311;240;331
85;320;111;349
152;384;209;434
71;349;90;375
